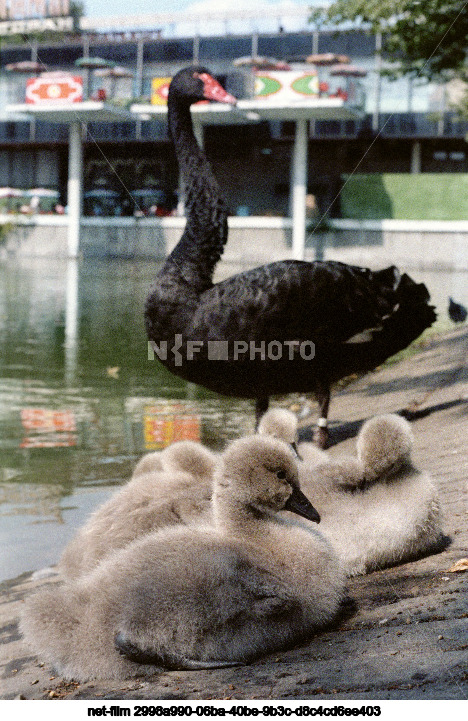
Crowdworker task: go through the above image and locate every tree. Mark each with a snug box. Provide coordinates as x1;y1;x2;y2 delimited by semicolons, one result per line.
313;1;468;81
70;1;85;34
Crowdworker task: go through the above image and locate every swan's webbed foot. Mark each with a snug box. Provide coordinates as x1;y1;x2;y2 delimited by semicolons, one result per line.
115;632;159;665
115;633;245;670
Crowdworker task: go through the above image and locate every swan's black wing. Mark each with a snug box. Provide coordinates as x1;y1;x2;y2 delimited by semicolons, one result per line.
187;260;402;344
146;259;435;399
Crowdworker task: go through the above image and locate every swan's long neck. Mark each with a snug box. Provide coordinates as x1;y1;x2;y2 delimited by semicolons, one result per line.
212;480;275;540
165;97;229;291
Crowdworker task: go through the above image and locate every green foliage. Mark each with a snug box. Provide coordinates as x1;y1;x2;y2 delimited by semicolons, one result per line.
454;92;468;119
70;1;85;33
340;173;468;220
313;1;468;81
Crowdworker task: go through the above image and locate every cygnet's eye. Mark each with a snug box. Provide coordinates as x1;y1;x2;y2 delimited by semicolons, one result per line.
276;469;287;480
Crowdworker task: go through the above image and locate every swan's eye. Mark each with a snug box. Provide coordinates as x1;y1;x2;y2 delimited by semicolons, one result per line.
276;469;287;480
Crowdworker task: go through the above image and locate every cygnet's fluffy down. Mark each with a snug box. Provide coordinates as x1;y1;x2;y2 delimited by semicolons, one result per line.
257;407;298;444
299;414;445;576
297;441;329;466
131;438;217;479
21;435;345;682
59;409;303;580
59;441;217;579
258;407;328;466
131;450;164;478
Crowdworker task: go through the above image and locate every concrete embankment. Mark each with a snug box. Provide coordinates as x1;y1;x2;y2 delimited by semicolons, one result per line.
2;215;468;272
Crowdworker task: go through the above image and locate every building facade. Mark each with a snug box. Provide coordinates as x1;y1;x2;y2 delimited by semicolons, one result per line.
1;9;467;218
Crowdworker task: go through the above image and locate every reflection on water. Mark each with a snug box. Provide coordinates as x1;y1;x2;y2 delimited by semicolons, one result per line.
0;258;254;581
0;257;466;581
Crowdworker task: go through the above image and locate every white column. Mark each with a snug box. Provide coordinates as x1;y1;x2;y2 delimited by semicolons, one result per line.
67;121;83;258
411;140;421;174
372;32;382;133
82;34;90;98
193;34;200;64
136;36;144;97
291;118;308;261
135;36;144;140
438;84;447;136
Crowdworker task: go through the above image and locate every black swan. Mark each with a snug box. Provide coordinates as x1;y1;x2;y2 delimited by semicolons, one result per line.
448;297;467;323
145;66;436;447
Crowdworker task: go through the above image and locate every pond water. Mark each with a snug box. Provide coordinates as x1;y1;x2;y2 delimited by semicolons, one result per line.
0;256;466;581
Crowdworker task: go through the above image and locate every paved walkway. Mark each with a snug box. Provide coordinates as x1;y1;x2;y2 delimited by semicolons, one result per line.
1;327;467;701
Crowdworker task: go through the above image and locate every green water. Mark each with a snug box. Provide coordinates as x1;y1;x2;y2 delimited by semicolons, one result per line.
0;258;253;581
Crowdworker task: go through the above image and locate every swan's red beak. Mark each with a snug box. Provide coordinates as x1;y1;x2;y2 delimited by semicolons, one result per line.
198;72;237;105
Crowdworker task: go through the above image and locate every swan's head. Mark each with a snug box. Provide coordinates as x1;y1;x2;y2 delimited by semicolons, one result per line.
215;435;320;523
132;451;163;479
257;408;298;444
169;66;237;106
357;414;413;482
160;440;217;479
257;408;302;459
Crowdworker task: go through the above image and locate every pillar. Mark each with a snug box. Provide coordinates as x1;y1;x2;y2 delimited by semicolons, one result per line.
291;118;308;261
67;120;83;257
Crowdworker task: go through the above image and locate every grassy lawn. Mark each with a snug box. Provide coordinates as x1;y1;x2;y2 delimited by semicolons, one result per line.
340;174;468;220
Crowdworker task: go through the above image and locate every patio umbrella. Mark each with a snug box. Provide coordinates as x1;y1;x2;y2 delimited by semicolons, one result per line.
94;66;134;79
329;64;367;77
233;56;291;71
4;61;47;73
74;57;115;69
306;53;350;66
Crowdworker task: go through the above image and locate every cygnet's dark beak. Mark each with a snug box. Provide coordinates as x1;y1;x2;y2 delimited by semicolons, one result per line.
291;441;302;461
284;485;320;523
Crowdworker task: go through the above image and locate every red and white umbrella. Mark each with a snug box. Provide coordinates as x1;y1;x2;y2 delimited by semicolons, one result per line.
329;64;367;77
94;66;134;79
5;61;47;73
306;53;350;66
233;56;291;71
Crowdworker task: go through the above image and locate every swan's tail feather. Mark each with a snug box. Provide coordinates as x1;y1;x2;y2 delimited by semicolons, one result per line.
114;633;245;670
383;271;436;336
355;272;436;370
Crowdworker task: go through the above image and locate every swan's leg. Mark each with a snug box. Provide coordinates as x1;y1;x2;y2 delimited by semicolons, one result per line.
254;396;269;429
313;384;330;448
